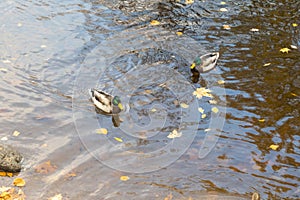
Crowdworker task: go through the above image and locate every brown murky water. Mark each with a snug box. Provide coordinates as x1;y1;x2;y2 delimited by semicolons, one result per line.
0;0;299;199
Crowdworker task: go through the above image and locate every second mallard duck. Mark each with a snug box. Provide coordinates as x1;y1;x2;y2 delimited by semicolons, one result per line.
190;52;219;73
88;89;124;115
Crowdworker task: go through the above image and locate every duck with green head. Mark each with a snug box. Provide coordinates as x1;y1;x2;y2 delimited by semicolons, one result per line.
88;89;124;115
190;52;219;73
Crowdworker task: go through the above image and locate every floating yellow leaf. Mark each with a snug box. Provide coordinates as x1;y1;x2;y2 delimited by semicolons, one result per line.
2;60;11;64
0;188;12;199
291;92;297;97
263;63;271;67
223;24;231;30
269;144;279;150
96;128;108;135
1;136;8;141
217;80;225;84
13;178;26;187
220;1;226;5
0;172;13;177
48;194;63;200
220;8;228;12
120;176;130;181
17;23;22;27
114;137;123;142
40;45;47;48
180;103;189;108
185;0;194;4
212;107;219;113
292;23;298;27
164;193;173;200
204;128;211;132
290;45;297;50
0;172;7;177
280;47;291;53
201;114;207;119
176;31;183;36
193;87;213;99
150;108;157;112
12;130;20;137
250;28;259;32
209;99;217;104
167;130;182;139
0;68;8;72
198;107;204;113
258;119;265;122
150;20;160;26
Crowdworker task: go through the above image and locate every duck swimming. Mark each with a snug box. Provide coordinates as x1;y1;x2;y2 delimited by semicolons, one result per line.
190;52;219;73
88;89;123;115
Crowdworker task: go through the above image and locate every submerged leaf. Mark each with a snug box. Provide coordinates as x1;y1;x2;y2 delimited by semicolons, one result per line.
96;128;108;135
48;194;63;200
185;0;194;4
180;103;189;108
209;99;217;104
150;20;160;26
223;25;231;30
217;80;225;84
35;160;57;174
176;31;183;36
250;28;259;32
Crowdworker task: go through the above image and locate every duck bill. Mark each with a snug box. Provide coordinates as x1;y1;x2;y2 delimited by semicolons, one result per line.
118;103;124;110
190;63;196;69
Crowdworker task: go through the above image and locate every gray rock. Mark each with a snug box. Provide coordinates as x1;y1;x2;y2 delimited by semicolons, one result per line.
0;144;22;172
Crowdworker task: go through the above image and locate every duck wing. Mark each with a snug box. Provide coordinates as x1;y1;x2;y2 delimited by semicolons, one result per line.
198;52;219;72
89;89;113;114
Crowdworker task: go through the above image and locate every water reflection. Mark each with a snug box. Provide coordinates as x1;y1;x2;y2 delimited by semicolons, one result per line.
0;0;299;199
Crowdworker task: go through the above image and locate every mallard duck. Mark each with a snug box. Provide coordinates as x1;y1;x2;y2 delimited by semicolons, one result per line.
190;52;219;73
88;89;123;115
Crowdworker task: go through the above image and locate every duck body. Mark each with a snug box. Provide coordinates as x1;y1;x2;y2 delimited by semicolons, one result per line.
190;52;219;73
88;89;123;115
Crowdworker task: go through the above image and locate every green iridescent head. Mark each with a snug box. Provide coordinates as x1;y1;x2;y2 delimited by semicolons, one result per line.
190;57;201;69
112;96;123;110
194;57;201;65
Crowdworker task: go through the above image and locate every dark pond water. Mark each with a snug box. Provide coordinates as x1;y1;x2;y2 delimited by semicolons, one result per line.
0;0;299;199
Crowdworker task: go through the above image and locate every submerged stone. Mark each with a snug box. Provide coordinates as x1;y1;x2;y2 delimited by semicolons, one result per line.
0;144;23;172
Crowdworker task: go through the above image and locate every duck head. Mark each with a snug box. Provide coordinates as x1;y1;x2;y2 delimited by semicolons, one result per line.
112;96;124;110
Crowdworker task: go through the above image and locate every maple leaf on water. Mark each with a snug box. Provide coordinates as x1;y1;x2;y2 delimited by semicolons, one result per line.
167;130;182;139
193;87;213;99
280;48;291;53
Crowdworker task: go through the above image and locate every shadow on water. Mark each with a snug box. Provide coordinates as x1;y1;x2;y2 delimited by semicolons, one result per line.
0;0;299;199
